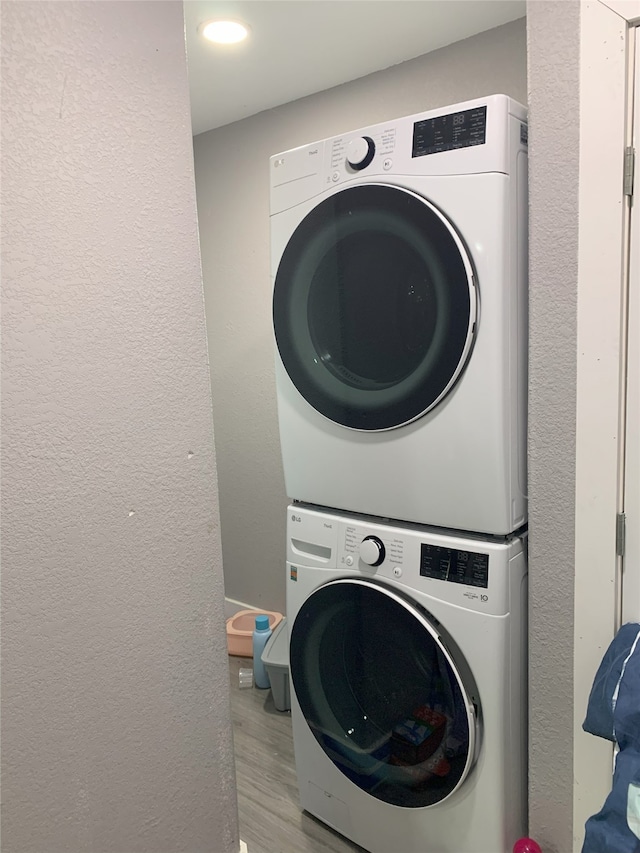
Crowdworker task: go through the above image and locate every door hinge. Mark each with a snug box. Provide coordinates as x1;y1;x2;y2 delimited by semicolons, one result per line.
624;147;635;198
616;512;626;558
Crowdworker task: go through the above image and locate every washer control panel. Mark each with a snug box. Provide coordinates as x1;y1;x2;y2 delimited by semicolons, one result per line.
420;543;489;588
340;523;489;589
287;505;520;616
343;524;404;568
359;535;386;566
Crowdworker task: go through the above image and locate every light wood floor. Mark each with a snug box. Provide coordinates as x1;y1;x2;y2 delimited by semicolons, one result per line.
228;655;366;853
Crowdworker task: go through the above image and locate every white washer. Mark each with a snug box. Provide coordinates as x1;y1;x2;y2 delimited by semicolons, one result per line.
271;95;528;535
286;503;527;853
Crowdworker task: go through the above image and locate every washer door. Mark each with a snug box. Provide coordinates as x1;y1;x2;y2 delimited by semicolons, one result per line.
289;579;480;808
273;184;476;431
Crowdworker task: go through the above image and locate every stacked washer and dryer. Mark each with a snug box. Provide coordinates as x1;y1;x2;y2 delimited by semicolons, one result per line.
269;95;529;853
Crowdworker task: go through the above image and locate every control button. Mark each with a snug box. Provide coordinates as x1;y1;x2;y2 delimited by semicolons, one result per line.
359;535;386;567
393;566;402;578
345;555;354;567
346;136;375;171
383;158;393;170
332;171;340;182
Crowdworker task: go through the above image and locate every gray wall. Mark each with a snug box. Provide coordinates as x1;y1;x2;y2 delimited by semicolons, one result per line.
1;3;238;851
193;17;527;612
526;3;579;850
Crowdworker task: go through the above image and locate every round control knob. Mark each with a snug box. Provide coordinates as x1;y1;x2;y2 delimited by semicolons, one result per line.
346;136;375;171
359;535;386;566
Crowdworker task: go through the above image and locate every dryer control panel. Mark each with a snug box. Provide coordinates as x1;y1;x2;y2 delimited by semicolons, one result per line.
270;94;527;216
412;105;487;158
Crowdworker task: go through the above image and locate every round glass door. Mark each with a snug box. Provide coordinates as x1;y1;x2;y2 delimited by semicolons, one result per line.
273;184;476;431
289;579;479;808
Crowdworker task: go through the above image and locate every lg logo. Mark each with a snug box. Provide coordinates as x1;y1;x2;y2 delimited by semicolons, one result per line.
291;514;301;523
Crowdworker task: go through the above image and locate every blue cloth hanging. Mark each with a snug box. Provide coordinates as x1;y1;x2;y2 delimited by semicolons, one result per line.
582;623;640;853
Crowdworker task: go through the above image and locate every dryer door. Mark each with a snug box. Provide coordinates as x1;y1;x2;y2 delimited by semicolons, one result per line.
289;578;480;808
272;183;476;431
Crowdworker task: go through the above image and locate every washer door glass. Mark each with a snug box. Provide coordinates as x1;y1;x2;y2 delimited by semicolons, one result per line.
289;579;480;808
273;184;476;431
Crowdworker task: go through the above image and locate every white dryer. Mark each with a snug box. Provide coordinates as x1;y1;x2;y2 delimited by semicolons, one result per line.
271;95;528;535
286;503;527;853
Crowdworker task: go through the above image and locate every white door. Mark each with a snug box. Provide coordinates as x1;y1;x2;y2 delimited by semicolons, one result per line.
622;26;640;625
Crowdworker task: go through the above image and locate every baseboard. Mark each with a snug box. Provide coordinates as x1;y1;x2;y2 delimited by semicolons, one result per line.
224;596;255;620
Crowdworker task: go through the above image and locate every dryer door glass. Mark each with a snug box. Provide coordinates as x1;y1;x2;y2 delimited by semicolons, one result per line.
273;184;476;430
289;578;479;808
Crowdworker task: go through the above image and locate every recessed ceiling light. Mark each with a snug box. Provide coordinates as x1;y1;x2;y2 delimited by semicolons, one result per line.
199;19;249;45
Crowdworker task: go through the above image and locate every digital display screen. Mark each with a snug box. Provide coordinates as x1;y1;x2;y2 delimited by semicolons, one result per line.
412;106;487;158
420;544;489;588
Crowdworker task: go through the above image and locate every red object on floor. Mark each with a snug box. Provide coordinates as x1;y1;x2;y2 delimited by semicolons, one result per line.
513;840;543;853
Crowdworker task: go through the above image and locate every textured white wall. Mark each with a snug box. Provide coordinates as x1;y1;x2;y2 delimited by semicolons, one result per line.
1;3;238;851
193;17;527;612
526;2;579;850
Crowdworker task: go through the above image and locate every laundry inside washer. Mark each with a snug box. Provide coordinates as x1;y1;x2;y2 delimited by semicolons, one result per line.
290;579;474;807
